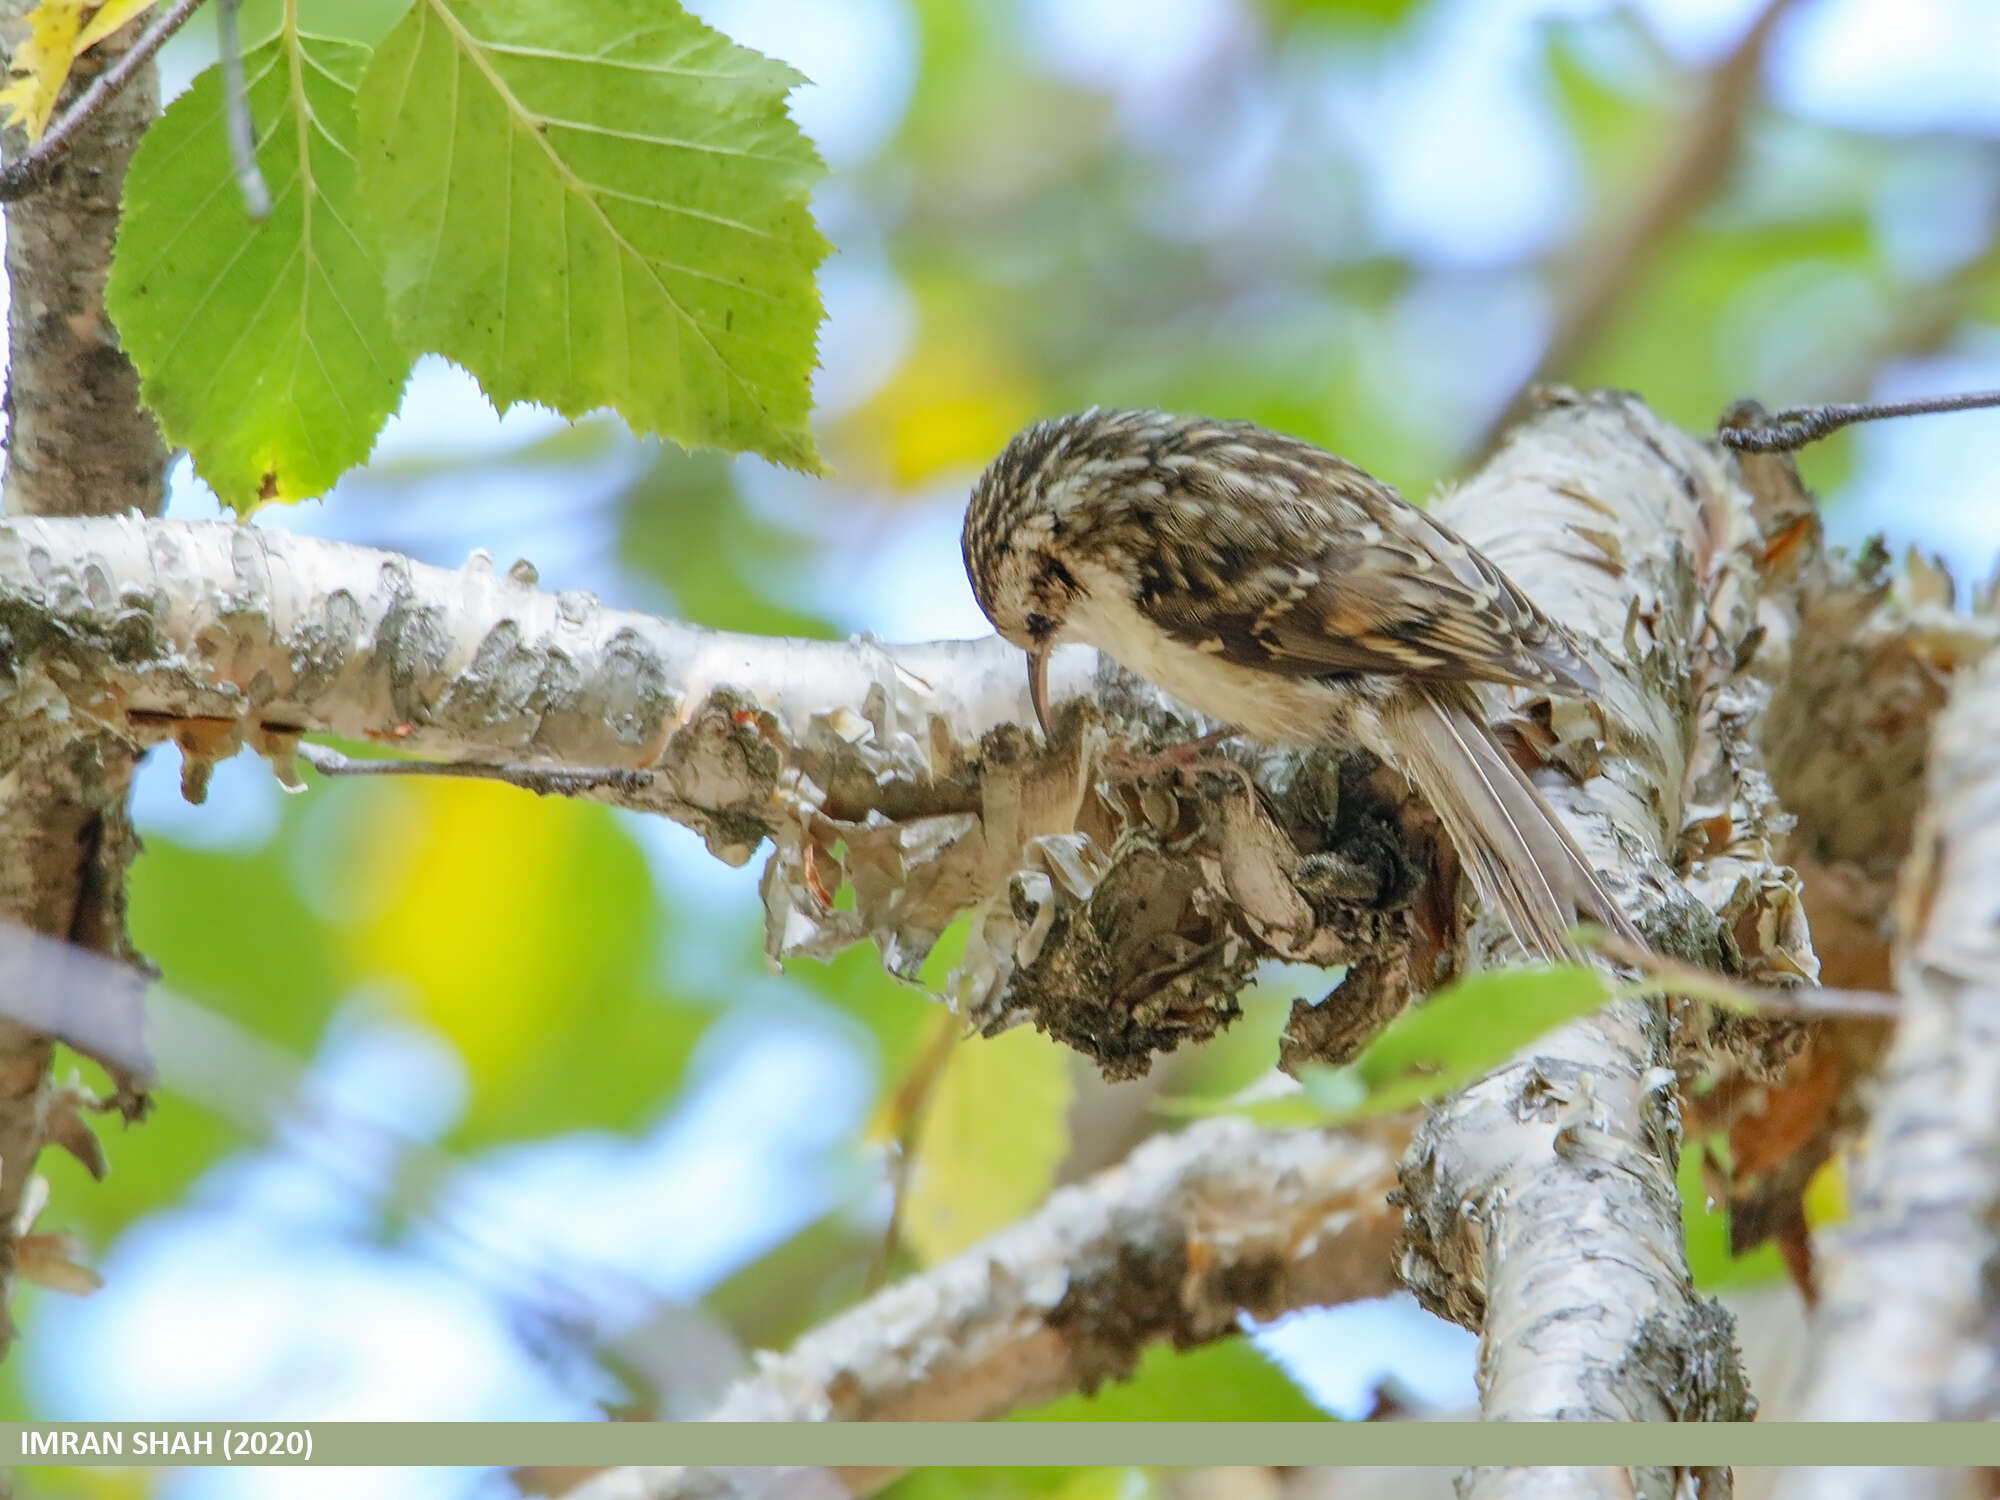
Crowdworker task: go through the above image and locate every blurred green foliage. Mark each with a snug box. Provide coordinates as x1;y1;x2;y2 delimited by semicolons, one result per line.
902;1025;1074;1264
886;1467;1157;1500
1017;1341;1333;1422
1160;964;1611;1127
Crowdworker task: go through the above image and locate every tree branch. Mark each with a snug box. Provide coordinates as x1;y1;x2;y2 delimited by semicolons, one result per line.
1771;647;2000;1456
0;0;205;202
1394;393;1769;1499
1707;442;2000;1276
0;515;1435;1083
1719;389;2000;454
571;1116;1406;1500
0;0;172;1359
1764;533;2000;988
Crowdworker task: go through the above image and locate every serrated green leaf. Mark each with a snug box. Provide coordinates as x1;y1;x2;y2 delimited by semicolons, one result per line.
233;0;414;48
1308;963;1611;1122
903;1026;1074;1264
357;0;828;472
107;23;412;508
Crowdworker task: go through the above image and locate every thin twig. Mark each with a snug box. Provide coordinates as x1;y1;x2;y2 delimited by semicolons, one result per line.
0;0;209;202
1718;389;2000;453
1590;931;1901;1018
295;742;657;798
215;0;268;218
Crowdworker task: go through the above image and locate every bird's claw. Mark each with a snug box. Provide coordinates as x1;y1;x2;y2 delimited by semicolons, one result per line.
1098;728;1256;795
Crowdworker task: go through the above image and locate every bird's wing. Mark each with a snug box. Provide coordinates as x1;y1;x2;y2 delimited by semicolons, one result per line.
1137;472;1601;696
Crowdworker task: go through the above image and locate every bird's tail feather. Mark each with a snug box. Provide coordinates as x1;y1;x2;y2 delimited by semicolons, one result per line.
1383;686;1643;962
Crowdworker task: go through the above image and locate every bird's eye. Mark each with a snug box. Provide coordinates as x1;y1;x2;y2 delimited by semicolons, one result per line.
1024;612;1055;642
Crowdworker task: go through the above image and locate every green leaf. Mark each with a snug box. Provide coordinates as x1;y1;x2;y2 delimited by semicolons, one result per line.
1312;963;1611;1122
903;1026;1074;1264
233;0;415;49
357;0;829;471
107;22;412;508
1680;1133;1787;1293
1017;1339;1331;1421
885;1470;1156;1500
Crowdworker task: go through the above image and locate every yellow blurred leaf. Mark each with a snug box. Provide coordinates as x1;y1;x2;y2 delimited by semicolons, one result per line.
903;1024;1073;1264
849;299;1037;486
338;777;707;1144
352;781;575;1080
0;0;86;139
1803;1152;1847;1228
0;0;157;141
74;0;154;51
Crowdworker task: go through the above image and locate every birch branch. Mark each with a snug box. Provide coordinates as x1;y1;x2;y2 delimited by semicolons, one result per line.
1397;391;1779;1500
1769;649;2000;1487
1765;538;2000;988
0;513;1433;1083
571;1116;1405;1500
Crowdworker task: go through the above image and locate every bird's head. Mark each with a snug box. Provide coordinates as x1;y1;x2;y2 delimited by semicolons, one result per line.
961;411;1136;734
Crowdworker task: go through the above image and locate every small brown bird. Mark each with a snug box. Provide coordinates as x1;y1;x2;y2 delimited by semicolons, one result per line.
960;407;1640;961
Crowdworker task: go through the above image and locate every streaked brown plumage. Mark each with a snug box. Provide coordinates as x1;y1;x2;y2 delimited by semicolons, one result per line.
960;407;1641;961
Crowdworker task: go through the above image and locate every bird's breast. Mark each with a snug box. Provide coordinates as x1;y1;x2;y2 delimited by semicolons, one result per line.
1062;576;1349;745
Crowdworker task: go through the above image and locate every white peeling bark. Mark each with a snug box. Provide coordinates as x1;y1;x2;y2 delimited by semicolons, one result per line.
1770;648;2000;1475
571;1116;1404;1500
0;512;1431;1082
1397;393;1775;1498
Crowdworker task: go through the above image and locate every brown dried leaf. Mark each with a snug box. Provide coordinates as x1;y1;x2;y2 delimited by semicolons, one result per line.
18;1232;102;1296
46;1085;109;1181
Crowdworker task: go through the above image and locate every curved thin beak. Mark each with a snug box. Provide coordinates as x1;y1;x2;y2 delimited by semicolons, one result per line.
1027;643;1053;739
